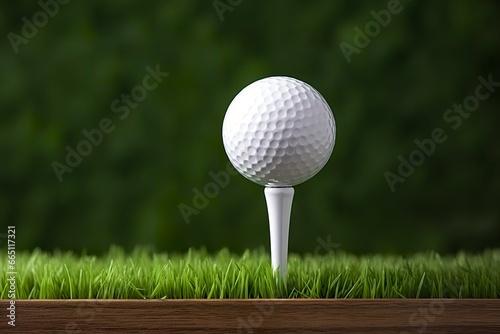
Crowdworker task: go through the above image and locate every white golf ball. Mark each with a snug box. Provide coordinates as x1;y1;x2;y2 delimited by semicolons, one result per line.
222;76;336;187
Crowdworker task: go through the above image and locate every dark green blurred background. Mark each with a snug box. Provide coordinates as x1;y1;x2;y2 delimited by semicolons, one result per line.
1;0;499;255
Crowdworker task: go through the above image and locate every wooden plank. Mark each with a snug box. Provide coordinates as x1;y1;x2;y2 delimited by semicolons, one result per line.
0;299;499;333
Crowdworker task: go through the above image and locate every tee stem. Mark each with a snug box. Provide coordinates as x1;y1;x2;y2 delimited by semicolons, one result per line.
264;186;294;277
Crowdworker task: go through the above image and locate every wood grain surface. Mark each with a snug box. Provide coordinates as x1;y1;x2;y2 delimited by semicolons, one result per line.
0;299;499;333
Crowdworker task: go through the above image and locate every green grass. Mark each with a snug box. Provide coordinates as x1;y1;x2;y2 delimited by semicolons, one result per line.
1;247;499;299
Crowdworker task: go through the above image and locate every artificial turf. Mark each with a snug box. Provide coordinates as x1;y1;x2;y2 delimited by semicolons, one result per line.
1;247;498;299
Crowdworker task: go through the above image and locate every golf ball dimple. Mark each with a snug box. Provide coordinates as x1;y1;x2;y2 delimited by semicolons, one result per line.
222;76;336;187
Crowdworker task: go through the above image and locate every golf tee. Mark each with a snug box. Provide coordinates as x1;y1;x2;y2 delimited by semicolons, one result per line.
264;187;294;277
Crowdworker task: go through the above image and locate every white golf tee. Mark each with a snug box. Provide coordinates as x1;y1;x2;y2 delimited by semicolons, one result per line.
264;187;294;277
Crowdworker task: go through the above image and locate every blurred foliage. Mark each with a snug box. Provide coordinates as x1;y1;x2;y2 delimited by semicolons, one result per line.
0;0;499;255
